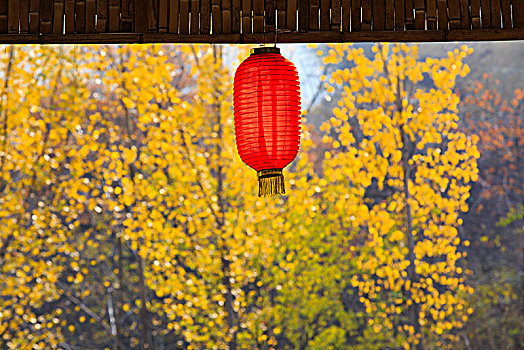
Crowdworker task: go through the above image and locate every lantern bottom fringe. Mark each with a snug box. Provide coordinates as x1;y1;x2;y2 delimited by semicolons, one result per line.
258;169;285;197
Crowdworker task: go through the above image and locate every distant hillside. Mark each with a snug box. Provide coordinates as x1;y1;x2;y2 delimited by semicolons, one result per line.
419;42;524;93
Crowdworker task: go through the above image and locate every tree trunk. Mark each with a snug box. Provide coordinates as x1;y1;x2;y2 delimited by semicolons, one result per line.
212;45;238;350
114;235;124;350
137;254;153;349
400;126;422;350
0;45;14;193
391;58;422;349
118;48;152;349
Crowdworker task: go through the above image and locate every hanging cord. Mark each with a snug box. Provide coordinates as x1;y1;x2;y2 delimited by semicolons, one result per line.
259;0;291;47
261;2;278;47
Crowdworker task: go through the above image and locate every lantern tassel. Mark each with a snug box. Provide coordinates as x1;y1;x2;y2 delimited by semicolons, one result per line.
258;169;285;197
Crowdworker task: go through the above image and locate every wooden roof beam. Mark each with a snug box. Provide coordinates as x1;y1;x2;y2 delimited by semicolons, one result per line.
0;29;522;44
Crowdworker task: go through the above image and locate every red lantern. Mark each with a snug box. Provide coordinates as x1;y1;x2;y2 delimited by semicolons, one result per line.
233;47;301;197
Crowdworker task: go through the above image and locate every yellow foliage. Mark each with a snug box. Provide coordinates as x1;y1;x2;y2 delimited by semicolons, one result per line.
315;43;478;349
0;43;479;349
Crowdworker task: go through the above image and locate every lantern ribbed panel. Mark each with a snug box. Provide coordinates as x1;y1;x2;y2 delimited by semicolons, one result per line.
233;50;301;173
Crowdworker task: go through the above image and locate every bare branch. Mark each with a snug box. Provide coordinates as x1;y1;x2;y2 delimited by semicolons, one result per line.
57;281;110;332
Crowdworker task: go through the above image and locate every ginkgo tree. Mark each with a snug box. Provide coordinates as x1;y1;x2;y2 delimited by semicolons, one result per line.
43;44;293;350
0;42;485;350
304;43;480;349
50;44;285;350
0;45;87;350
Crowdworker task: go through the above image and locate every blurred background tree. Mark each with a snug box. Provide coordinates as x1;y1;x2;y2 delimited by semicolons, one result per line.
457;73;523;350
305;43;478;349
0;42;521;350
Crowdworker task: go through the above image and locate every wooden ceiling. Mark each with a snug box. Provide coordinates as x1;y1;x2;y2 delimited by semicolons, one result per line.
0;0;523;44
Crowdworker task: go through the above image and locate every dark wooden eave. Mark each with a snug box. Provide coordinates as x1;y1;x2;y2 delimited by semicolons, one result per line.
0;0;523;44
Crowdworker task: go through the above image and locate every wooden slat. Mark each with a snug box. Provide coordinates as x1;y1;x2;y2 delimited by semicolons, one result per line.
351;0;363;32
459;0;469;29
480;0;490;28
191;0;200;33
121;0;133;31
223;0;232;33
241;0;251;33
513;0;524;28
200;0;210;33
265;0;275;32
29;0;39;33
385;0;394;29
437;0;447;29
426;0;437;29
53;0;64;34
310;0;319;30
332;0;341;30
76;0;86;33
320;0;330;30
373;0;386;30
169;0;180;33
470;0;480;28
20;0;30;33
148;0;158;33
96;0;108;32
252;0;263;32
65;0;75;33
108;0;120;32
8;0;19;33
351;0;361;30
86;0;96;32
395;0;404;29
276;0;286;30
490;0;500;28
500;0;511;28
212;0;222;33
404;0;414;29
222;10;231;33
232;0;241;32
159;0;168;33
448;0;461;29
342;0;350;31
180;0;189;33
277;11;286;30
298;0;308;31
134;0;148;32
0;1;7;33
413;0;424;29
361;0;371;30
